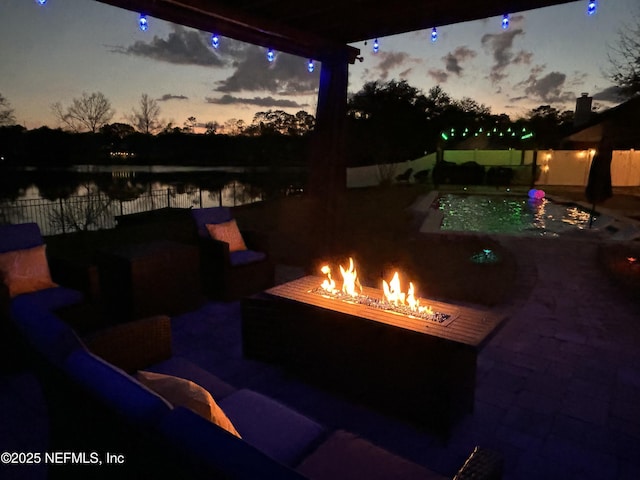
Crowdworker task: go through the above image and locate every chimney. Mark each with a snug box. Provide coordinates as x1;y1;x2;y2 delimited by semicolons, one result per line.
574;92;593;128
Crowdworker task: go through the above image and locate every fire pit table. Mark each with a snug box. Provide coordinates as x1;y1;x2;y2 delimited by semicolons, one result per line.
241;275;505;434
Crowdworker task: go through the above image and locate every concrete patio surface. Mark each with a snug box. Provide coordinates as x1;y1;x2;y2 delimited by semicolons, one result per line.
2;233;640;479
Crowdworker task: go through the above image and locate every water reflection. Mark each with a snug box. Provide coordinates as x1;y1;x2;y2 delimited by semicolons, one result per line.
439;194;594;236
0;166;306;235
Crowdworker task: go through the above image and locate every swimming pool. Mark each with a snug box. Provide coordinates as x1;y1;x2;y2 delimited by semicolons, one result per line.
437;194;602;236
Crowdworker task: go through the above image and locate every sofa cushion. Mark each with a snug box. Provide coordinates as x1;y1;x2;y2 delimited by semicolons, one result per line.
135;370;240;438
206;220;247;252
229;249;267;266
64;349;173;427
191;207;233;238
158;407;306;480
10;296;85;367
21;286;84;312
296;430;447;480
219;389;326;467
0;223;43;253
149;356;237;401
0;245;57;297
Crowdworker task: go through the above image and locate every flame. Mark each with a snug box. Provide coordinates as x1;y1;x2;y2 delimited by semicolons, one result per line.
320;259;435;317
320;258;361;297
339;257;360;297
320;265;336;293
383;273;434;315
382;272;405;305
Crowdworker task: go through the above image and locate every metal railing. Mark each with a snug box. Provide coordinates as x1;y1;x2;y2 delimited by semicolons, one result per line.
0;184;261;236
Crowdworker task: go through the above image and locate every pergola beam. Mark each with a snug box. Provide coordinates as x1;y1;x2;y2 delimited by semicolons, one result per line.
95;0;361;63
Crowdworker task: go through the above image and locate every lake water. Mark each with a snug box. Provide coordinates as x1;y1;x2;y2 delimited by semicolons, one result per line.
0;164;305;234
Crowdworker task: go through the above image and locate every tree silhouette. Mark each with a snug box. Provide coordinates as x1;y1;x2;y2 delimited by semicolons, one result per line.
607;13;640;98
51;92;114;133
0;93;16;126
128;93;162;134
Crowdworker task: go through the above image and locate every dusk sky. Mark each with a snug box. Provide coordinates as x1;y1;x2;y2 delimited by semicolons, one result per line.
1;0;638;132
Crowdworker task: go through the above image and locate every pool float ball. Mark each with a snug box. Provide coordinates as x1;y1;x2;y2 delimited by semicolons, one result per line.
528;188;546;200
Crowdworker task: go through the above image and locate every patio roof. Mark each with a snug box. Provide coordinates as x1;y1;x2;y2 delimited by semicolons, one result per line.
96;0;579;63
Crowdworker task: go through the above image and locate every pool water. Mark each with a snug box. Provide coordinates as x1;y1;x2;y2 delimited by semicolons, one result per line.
437;194;598;236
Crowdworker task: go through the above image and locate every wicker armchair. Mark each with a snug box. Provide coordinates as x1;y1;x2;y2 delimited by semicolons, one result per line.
190;207;274;301
0;223;84;371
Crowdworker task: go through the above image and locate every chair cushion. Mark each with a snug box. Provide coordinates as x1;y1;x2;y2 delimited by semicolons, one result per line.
219;389;326;467
0;223;43;253
0;245;57;297
297;430;447;480
10;296;86;367
158;407;307;480
20;286;84;312
206;220;247;252
191;207;233;238
64;349;173;427
149;356;237;401
135;370;240;438
229;249;267;266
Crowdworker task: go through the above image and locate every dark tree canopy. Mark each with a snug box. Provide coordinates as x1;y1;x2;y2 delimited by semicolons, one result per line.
607;14;640;98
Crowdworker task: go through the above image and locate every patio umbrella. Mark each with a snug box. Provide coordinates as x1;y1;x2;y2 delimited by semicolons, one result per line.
585;143;613;228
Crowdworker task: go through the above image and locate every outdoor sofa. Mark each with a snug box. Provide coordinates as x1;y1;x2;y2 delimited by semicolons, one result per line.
9;291;503;480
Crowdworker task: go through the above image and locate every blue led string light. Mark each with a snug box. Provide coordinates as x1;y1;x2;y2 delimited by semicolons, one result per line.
36;0;47;5
502;14;510;29
139;14;148;31
267;48;275;62
431;27;438;43
210;34;220;49
373;38;380;53
307;59;315;73
587;0;597;15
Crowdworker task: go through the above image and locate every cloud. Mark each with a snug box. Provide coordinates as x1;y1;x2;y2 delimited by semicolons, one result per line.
373;52;412;80
592;86;625;103
110;25;226;67
522;70;574;103
441;46;477;76
206;94;306;108
428;69;449;83
158;94;188;102
481;29;528;84
215;45;319;95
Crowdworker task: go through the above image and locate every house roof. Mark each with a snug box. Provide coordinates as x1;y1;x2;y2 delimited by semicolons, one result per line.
565;95;640;148
95;0;579;63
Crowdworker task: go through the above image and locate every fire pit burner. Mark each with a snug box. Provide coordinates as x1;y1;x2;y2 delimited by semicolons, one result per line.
309;287;453;324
